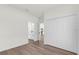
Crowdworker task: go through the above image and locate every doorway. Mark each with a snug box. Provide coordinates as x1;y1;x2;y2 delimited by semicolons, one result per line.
28;22;35;43
39;23;44;46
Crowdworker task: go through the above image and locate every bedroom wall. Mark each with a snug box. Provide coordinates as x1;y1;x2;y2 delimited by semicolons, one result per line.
77;8;79;54
0;5;39;51
44;5;78;53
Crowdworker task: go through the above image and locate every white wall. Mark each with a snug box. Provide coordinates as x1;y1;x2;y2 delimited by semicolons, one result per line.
0;5;39;51
77;9;79;54
44;5;78;53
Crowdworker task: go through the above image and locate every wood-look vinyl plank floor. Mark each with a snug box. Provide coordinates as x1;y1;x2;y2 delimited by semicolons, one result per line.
0;43;77;55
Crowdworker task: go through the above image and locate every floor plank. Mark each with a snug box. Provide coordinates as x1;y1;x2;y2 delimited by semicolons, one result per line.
0;43;77;55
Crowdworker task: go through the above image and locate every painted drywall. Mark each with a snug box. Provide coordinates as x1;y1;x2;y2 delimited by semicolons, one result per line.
44;5;77;20
77;10;79;54
0;5;39;51
44;5;78;53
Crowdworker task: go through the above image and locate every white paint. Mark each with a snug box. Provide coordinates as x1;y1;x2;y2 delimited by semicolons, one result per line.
8;5;79;18
44;5;78;20
44;5;78;53
0;5;39;51
10;4;58;17
44;15;77;53
77;11;79;54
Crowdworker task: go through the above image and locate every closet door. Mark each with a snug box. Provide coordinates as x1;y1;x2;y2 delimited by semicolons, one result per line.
44;15;77;53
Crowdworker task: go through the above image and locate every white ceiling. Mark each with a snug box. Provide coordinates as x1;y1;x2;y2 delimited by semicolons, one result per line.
9;4;60;18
